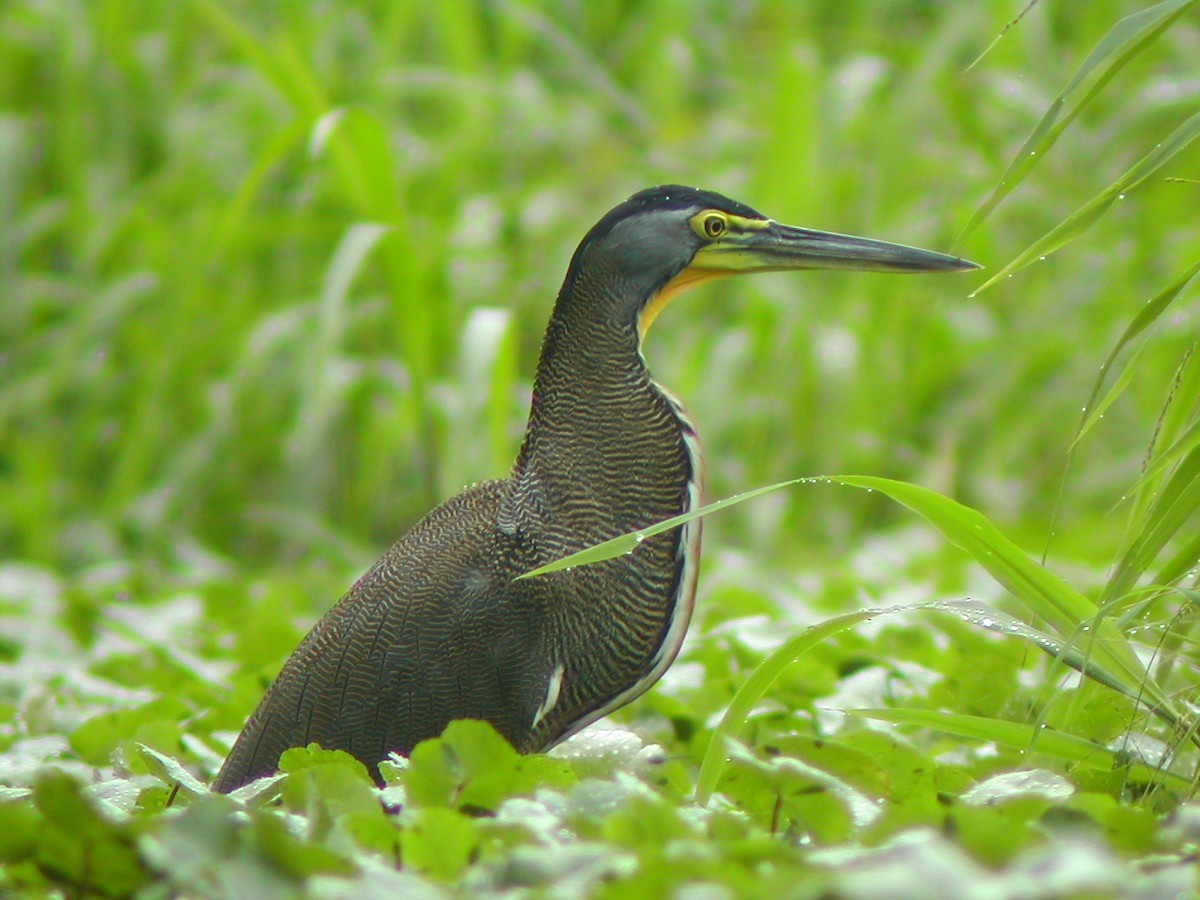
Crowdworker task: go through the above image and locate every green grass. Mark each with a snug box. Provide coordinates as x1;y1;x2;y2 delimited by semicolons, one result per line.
2;0;1200;895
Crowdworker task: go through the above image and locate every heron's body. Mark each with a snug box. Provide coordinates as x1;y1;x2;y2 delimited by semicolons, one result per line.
213;186;974;791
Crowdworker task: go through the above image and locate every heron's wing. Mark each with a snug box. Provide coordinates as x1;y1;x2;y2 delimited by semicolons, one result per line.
212;480;545;790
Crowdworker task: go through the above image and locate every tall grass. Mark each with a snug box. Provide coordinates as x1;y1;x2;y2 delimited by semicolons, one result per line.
5;1;1195;587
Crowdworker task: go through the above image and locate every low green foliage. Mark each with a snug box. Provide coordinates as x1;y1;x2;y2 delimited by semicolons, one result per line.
402;720;576;812
2;0;1200;896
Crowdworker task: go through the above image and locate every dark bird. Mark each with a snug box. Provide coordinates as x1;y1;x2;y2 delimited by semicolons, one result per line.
213;185;977;791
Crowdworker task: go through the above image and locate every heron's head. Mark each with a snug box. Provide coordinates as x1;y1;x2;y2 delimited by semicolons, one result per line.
564;185;978;340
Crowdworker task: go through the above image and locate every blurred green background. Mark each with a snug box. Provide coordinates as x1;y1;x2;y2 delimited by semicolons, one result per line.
2;8;1200;891
2;0;1197;591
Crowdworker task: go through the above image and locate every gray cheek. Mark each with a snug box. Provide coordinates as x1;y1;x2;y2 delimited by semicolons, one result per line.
601;213;695;283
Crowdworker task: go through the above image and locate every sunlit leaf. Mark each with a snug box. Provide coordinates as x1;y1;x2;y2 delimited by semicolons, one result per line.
137;743;210;797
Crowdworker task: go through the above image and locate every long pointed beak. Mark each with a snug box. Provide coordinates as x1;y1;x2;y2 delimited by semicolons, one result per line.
692;221;979;274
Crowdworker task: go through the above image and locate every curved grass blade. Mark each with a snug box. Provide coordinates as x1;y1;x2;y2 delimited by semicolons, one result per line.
831;475;1169;713
850;708;1191;792
519;475;1184;785
1102;443;1200;608
1074;261;1200;448
213;120;308;262
693;606;892;806
941;599;1179;729
1111;357;1200;595
1073;344;1146;448
830;479;1100;633
971;109;1200;294
516;477;823;579
959;0;1198;242
693;595;1189;806
1125;405;1200;505
964;1;1040;73
520;474;1171;713
1152;532;1200;593
285;223;391;465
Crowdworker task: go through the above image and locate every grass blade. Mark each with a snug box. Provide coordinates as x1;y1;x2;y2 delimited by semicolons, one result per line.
851;708;1191;791
693;607;888;806
1125;405;1200;504
519;473;1173;716
830;475;1167;712
516;477;822;578
1074;261;1200;447
941;599;1178;727
1103;444;1200;607
971;110;1200;294
1072;344;1145;448
959;0;1198;241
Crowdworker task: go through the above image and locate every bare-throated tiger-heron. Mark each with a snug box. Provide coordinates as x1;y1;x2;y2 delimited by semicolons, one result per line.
213;186;977;791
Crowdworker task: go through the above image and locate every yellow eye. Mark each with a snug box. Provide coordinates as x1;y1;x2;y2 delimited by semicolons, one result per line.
702;214;726;238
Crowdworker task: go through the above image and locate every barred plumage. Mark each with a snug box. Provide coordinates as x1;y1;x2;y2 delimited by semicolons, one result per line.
213;186;975;791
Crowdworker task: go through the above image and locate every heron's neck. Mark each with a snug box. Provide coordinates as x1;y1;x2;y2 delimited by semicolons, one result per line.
508;280;695;542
